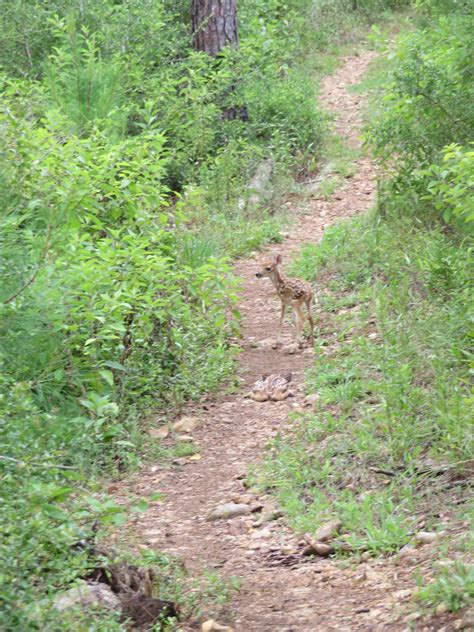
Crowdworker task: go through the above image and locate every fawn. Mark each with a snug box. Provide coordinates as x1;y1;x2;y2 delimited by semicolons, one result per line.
256;253;314;343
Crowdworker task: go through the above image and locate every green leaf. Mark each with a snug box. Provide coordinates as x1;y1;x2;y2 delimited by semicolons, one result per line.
104;360;127;371
42;504;68;520
99;369;114;386
130;500;148;513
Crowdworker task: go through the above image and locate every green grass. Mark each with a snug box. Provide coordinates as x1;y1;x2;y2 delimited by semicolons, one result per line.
416;560;474;614
257;212;473;563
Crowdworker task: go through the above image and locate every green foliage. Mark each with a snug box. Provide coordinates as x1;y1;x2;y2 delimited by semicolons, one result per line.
304;0;413;50
365;10;474;230
45;19;127;137
259;213;473;552
417;561;474;613
0;0;329;627
420;143;474;226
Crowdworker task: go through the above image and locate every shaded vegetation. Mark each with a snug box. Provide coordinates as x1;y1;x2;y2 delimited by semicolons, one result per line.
0;0;325;628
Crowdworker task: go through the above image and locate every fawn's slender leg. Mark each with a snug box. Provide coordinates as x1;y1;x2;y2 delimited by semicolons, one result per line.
278;300;287;339
305;294;315;343
292;300;305;340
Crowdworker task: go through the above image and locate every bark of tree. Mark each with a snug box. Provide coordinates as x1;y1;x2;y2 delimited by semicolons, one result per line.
192;0;239;57
191;0;247;120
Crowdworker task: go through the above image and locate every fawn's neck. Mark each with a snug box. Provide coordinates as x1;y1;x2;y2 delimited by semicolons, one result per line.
270;266;286;291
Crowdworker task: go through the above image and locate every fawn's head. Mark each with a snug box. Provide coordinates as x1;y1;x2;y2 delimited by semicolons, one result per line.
255;253;282;279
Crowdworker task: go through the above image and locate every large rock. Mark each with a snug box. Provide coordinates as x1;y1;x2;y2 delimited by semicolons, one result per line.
239;158;274;210
206;503;251;521
256;337;279;350
315;520;342;542
147;425;169;439
172;416;200;433
53;582;121;613
415;531;442;546
202;620;234;632
303;542;334;557
282;343;300;355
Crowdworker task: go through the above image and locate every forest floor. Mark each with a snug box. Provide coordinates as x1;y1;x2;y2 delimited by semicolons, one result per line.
114;50;463;631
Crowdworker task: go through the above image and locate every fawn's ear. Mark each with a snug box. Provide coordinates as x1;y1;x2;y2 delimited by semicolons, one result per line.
275;254;282;265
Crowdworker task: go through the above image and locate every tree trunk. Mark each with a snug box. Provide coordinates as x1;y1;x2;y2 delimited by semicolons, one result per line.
192;0;239;57
191;0;247;121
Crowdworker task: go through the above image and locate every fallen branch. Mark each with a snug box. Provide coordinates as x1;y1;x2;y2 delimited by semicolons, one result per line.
369;466;397;476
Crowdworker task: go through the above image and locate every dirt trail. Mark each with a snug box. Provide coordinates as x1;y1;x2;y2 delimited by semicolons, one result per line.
116;51;435;631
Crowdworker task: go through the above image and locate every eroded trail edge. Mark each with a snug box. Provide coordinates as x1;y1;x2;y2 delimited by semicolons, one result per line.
118;52;395;631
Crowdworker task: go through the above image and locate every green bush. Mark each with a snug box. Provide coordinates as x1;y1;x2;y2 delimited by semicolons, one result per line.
420;143;474;227
366;11;474;229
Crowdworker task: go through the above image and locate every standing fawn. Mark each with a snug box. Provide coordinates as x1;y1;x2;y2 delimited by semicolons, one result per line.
256;254;314;343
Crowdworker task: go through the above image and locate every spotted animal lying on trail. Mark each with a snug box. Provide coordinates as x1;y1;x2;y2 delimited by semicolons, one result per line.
247;372;293;402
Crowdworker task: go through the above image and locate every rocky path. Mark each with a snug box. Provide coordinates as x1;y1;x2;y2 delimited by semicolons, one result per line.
115;51;451;631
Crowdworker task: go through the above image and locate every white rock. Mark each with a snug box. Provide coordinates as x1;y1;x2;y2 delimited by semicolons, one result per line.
315;520;342;542
393;589;412;601
147;425;169;439
175;434;195;443
202;620;234;632
415;531;442;546
206;503;251;521
282;343;299;355
257;337;279;350
303;393;320;407
250;528;272;539
53;582;120;613
172;416;200;433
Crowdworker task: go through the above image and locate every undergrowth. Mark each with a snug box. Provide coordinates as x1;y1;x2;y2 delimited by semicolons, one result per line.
259;0;473;617
259;210;473;606
1;0;459;629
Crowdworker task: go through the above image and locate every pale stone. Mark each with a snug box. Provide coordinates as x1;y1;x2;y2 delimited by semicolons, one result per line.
282;343;299;355
303;393;320;407
393;589;412;600
147;425;169;439
53;583;120;613
172;416;200;433
315;520;342;542
435;602;449;615
415;531;441;545
202;620;234;632
206;503;251;521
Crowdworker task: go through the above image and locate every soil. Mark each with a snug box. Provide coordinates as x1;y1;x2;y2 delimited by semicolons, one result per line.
115;52;463;631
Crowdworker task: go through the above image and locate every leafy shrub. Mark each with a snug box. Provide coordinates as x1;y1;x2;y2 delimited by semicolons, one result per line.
366;11;474;230
417;561;474;613
420;143;474;227
45;19;127;137
259;212;473;551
